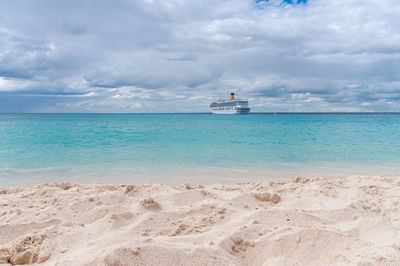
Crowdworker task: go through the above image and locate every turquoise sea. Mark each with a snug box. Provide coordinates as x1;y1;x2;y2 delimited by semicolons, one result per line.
1;113;400;186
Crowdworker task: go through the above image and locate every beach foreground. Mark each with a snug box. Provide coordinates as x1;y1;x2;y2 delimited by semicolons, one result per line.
1;175;400;265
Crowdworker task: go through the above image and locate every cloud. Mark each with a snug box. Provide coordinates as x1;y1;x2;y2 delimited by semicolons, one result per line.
0;0;400;112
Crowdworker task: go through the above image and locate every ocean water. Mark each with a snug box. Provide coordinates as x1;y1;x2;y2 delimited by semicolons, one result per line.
1;113;400;186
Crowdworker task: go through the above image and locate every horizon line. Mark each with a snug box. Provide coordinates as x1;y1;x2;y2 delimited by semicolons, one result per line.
1;112;400;115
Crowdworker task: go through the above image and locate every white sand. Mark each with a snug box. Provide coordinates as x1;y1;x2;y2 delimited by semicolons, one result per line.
1;175;400;265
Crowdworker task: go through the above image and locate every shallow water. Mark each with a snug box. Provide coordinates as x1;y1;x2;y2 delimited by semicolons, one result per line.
1;113;400;186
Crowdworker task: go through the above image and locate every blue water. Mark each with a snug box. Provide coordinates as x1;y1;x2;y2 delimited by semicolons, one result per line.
1;113;400;186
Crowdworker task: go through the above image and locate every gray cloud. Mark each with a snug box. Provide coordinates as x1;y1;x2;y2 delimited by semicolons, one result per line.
0;0;400;112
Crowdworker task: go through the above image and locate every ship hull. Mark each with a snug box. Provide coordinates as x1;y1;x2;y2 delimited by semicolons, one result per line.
211;108;250;115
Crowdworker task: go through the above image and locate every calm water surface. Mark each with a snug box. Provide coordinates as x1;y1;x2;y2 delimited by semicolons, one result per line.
1;113;399;186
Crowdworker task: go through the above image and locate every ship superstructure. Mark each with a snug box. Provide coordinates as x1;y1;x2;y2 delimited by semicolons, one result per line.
210;93;250;114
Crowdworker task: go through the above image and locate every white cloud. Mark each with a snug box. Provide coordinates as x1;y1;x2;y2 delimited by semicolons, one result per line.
0;77;36;91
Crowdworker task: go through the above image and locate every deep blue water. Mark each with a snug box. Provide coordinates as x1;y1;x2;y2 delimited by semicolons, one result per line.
1;113;399;186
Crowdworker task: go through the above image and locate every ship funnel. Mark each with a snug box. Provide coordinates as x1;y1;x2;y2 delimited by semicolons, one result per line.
230;93;235;100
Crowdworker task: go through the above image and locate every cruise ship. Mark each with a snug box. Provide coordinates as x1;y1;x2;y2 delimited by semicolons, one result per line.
210;93;250;114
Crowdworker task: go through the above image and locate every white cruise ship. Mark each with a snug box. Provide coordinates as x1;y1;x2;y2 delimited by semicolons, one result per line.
210;93;250;114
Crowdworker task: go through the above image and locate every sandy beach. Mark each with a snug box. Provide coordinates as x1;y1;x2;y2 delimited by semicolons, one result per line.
1;175;400;265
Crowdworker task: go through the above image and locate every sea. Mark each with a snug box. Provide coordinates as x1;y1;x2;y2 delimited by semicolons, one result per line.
1;113;400;187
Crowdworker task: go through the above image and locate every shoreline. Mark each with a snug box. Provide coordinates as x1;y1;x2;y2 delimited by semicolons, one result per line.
2;163;400;188
1;175;400;265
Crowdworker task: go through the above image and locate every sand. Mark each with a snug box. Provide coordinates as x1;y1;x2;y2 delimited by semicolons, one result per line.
1;175;400;265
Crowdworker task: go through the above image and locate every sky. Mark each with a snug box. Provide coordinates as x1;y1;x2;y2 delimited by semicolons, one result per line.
0;0;400;113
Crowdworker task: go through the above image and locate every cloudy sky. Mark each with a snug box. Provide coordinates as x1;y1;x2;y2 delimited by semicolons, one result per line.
0;0;400;112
